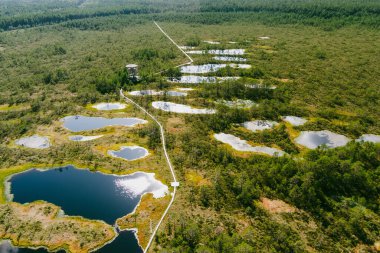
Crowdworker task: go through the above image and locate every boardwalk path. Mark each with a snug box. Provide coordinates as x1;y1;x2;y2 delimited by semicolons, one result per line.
153;21;194;67
120;90;178;253
119;21;196;252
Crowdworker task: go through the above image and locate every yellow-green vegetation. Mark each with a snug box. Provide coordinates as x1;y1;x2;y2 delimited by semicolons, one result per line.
117;194;171;249
1;0;380;252
0;201;116;253
0;104;29;112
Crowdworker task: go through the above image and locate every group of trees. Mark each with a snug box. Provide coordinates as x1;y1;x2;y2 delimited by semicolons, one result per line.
162;113;380;251
1;0;379;31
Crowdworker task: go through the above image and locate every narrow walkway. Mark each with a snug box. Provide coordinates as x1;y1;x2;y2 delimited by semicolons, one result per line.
120;89;178;253
154;21;193;67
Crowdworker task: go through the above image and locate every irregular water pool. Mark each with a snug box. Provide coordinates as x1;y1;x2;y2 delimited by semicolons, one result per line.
61;116;147;132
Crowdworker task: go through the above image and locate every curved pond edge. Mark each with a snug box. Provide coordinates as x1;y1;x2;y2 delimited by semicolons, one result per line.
107;146;150;161
2;164;171;252
0;204;118;253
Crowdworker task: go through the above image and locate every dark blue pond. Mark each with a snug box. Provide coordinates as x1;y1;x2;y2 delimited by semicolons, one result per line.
10;166;142;224
0;231;142;253
108;146;149;161
10;166;166;225
7;166;168;253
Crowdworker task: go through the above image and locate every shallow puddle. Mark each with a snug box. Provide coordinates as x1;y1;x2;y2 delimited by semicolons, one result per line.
213;56;247;62
243;120;278;132
152;101;216;114
282;116;307;126
69;135;103;141
356;134;380;143
245;84;277;89
203;40;220;44
168;76;240;84
15;135;50;149
214;133;285;156
186;49;245;55
92;103;126;111
295;130;350;149
129;90;187;97
218;99;257;108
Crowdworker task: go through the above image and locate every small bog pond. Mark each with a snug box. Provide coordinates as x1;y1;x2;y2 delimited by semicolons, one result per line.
129;90;187;97
9;166;168;224
61;116;147;132
214;133;285;157
92;103;126;111
282;116;307;126
108;146;149;161
169;76;239;84
152;101;216;114
243;120;278;132
180;64;251;74
356;134;380;143
69;135;103;141
295;130;350;149
15;135;50;149
213;56;247;62
218;99;256;109
186;49;245;55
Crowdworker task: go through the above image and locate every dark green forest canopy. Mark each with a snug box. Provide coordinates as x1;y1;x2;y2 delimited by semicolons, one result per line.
0;0;379;30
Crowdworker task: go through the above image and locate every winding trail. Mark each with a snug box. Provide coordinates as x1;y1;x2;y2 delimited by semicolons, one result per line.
120;89;178;253
154;21;194;67
118;21;190;252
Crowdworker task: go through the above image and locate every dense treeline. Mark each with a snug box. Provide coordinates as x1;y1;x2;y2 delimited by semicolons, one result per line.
0;7;156;31
199;0;380;17
1;0;379;31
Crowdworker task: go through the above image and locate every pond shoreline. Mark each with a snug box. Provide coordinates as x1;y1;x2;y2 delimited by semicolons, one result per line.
3;164;170;252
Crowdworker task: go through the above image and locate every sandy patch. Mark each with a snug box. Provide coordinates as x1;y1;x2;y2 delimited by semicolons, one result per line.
152;101;216;114
260;197;297;213
166;117;186;133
